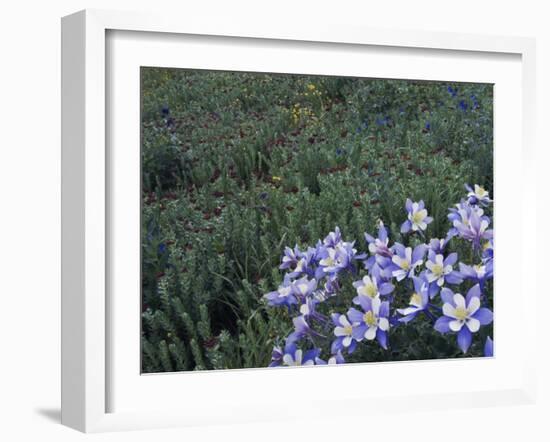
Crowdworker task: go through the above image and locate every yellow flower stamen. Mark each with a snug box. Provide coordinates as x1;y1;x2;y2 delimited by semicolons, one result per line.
410;293;422;306
454;307;468;321
363;311;377;327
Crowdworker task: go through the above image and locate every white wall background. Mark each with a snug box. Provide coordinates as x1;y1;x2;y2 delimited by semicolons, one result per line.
0;1;547;440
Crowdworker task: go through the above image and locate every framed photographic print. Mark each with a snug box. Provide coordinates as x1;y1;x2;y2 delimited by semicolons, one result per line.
61;9;537;433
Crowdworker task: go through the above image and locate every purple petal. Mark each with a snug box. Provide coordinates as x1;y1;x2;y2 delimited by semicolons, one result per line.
356;295;372;312
466;284;481;303
473;308;493;325
392;242;405;255
440;287;455;305
379;283;394;296
376;329;388;349
352;324;368;340
459;262;477;279
398;312;418;323
470;212;481;232
331;313;342;326
457;327;472;353
348;307;364;323
444;252;458;266
331;338;343;354
412;276;423;293
412;244;427;263
446;271;463;285
400;220;411;233
434;316;452;333
428;282;440;299
379;301;390;318
405;198;413;212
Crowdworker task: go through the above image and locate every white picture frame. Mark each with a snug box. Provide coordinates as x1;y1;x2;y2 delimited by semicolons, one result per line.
61;9;537;433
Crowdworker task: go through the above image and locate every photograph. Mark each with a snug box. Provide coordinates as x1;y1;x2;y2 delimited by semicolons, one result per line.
140;67;494;373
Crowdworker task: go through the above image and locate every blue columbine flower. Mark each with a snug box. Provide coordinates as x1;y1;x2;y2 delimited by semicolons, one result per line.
425;250;463;287
331;313;360;354
390;243;427;281
459;259;493;291
323;227;342;248
286;315;319;343
365;223;393;259
348;296;391;349
352;274;394;300
317;240;360;279
452;208;493;249
363;223;395;280
465;183;491;206
289;247;317;279
290;276;317;301
425;122;431;131
263;274;298;307
299;296;328;325
280;245;301;271
428;234;453;255
401;199;433;233
434;284;493;353
397;276;430;323
459;100;468;112
448;201;492;245
161;104;170;116
279;343;321;366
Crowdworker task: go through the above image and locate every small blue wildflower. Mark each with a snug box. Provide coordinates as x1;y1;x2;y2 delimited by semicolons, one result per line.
434;285;493;353
161;104;170;116
470;94;480;110
447;86;458;97
459;100;468;112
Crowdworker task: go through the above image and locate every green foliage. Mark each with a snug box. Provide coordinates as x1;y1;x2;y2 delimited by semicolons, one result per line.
140;67;493;372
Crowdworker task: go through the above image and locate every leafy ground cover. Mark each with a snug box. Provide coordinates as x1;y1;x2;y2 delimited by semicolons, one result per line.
141;67;493;372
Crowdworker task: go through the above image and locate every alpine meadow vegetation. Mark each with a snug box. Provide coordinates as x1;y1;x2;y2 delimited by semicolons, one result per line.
140;68;493;372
